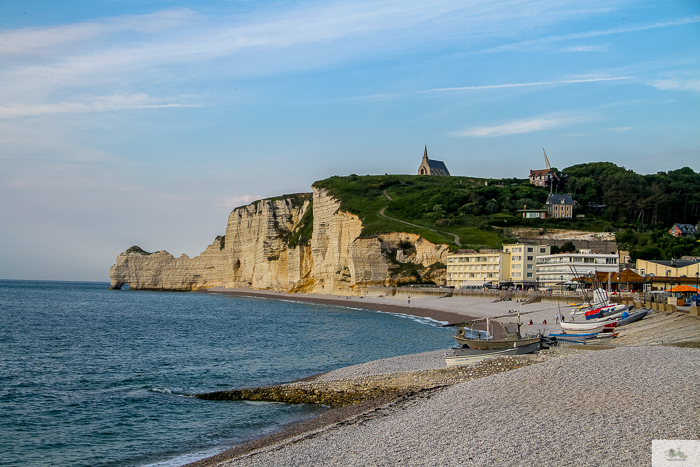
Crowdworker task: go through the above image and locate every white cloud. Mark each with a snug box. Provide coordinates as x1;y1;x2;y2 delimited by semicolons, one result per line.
423;76;629;93
450;114;588;138
649;78;700;93
608;126;632;132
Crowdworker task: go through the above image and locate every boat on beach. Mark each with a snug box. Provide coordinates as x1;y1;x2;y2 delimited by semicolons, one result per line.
616;309;650;326
446;316;542;366
584;304;630;320
553;331;620;344
451;340;541;356
559;320;617;334
451;319;540;350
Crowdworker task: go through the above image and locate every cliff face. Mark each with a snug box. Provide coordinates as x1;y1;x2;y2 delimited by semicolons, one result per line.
110;189;448;294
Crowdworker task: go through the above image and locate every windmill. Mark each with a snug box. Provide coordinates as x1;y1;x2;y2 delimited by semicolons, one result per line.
542;148;558;192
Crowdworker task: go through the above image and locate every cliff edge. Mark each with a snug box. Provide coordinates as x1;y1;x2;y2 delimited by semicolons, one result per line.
110;188;448;294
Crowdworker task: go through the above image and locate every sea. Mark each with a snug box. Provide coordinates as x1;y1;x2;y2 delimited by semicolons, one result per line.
0;280;454;467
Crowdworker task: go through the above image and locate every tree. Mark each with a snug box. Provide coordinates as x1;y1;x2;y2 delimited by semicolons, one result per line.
560;241;576;253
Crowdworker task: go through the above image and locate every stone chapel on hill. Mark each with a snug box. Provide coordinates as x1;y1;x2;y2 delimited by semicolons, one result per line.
417;146;450;176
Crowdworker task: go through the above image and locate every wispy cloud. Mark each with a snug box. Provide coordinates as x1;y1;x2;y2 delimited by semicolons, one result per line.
450;114;589;138
423;76;629;93
649;78;700;93
607;126;632;132
563;44;609;52
0;0;626;115
482;15;700;53
0;94;200;117
0;9;196;58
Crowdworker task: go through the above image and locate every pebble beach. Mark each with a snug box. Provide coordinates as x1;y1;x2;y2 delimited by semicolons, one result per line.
189;288;700;466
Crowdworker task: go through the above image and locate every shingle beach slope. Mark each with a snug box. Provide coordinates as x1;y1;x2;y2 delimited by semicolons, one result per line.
219;346;699;467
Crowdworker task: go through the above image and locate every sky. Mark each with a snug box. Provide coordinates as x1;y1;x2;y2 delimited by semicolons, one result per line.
1;0;698;281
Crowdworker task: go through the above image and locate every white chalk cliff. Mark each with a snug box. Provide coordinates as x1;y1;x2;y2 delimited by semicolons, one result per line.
110;188;448;294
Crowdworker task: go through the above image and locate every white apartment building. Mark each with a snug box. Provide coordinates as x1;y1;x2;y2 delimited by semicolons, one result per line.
536;250;619;287
446;243;550;288
503;243;551;287
446;249;509;288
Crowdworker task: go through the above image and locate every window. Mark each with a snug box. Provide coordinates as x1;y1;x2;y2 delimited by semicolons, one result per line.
527;264;533;270
527;247;533;252
527;256;533;261
527;273;533;278
512;264;521;269
513;256;522;261
606;258;617;264
540;248;546;253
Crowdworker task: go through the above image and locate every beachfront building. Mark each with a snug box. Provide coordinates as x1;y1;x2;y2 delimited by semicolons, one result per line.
635;258;700;289
446;243;552;289
446;249;510;288
503;243;550;288
536;250;619;288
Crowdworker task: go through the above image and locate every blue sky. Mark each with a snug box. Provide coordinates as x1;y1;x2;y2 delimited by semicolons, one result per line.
1;0;698;281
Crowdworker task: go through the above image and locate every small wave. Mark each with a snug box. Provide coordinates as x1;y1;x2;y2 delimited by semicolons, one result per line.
241;400;285;406
142;446;227;467
371;310;449;327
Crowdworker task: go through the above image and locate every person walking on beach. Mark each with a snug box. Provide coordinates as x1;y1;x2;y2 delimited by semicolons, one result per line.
407;295;411;305
555;314;559;324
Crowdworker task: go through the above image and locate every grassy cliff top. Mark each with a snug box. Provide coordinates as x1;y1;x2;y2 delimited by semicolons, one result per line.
313;174;547;249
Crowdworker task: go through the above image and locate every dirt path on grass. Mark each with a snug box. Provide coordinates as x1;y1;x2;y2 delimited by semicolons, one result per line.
378;206;461;246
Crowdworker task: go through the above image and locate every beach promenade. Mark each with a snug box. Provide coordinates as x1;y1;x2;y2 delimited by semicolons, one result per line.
189;288;700;467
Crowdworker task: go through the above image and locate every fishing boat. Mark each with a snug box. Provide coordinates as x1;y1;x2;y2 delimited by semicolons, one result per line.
451;340;541;356
452;318;540;350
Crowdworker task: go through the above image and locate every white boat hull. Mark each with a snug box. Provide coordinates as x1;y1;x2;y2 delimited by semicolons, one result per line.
559;321;615;334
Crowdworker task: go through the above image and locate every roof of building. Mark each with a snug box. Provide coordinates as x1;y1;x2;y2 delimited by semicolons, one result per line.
529;168;551;177
426;159;450;175
671;223;699;234
641;258;700;269
547;193;574;205
576;269;645;283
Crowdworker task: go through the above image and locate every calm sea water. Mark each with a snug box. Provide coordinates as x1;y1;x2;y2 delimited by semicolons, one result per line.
0;280;454;467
